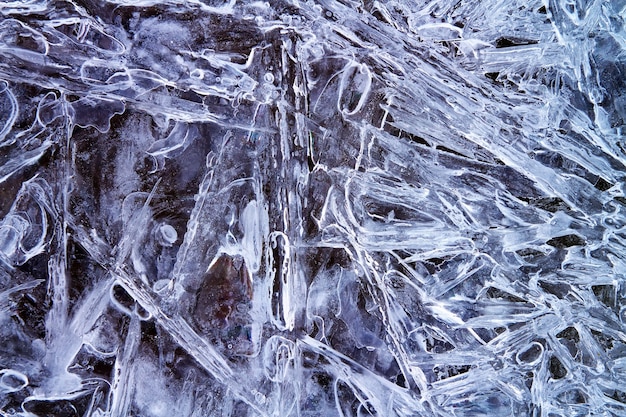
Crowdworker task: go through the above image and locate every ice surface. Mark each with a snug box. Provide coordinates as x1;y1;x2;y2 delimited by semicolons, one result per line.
1;0;625;416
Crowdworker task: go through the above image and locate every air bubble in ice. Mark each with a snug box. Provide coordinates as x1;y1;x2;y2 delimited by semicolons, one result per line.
157;224;178;246
0;369;28;393
515;342;544;366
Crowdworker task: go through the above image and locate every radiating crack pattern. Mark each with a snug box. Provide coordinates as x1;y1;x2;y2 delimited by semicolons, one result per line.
1;0;625;416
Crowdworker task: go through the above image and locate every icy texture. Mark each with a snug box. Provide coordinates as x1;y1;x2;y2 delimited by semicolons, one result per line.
1;0;626;416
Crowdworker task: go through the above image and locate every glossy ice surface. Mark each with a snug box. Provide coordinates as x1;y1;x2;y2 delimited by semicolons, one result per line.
1;0;625;416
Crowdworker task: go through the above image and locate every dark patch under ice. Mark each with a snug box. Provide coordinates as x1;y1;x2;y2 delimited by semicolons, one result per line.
1;0;625;416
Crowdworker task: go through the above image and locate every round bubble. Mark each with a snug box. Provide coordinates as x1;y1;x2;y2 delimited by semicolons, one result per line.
0;369;29;393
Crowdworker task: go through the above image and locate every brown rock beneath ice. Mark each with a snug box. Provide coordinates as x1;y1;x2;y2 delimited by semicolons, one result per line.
192;253;255;356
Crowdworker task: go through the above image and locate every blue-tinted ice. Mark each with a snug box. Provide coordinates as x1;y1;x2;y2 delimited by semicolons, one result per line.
1;0;625;416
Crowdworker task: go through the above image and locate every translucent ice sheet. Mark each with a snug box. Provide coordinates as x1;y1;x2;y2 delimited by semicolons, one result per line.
1;0;625;416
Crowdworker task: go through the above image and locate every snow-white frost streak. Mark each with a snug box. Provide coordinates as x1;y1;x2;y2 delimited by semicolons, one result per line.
0;0;625;415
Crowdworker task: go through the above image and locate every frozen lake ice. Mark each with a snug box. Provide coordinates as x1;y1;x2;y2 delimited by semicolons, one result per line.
1;0;626;415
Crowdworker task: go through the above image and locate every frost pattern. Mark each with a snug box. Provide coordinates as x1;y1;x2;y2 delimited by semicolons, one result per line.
1;0;625;416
